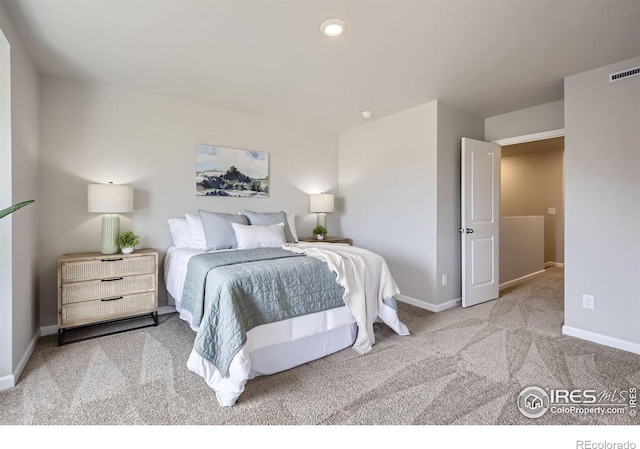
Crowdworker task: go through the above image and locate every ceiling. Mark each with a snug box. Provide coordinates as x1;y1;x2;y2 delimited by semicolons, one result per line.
3;1;640;133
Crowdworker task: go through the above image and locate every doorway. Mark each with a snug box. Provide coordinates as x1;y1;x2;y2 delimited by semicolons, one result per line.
494;131;565;290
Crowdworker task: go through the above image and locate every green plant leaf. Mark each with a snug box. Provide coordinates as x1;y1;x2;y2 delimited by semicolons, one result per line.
0;200;35;220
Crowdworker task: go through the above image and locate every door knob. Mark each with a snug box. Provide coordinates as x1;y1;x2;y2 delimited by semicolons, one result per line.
466;228;474;233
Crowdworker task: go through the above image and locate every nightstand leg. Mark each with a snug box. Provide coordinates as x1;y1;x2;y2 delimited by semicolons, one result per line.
58;329;64;346
152;311;158;326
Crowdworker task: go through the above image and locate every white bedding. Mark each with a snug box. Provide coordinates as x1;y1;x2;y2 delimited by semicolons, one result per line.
284;242;410;354
164;246;358;406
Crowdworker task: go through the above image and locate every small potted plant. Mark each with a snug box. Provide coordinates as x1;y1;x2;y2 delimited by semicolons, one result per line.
312;225;327;240
117;231;140;254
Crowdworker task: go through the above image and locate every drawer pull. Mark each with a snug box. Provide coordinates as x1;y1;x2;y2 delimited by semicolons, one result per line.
100;296;123;302
101;258;123;262
101;277;124;282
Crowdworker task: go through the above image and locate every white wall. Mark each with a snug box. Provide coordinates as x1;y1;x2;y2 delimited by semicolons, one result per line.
564;55;640;348
0;1;40;387
485;100;564;142
436;103;484;304
339;101;438;302
39;75;339;326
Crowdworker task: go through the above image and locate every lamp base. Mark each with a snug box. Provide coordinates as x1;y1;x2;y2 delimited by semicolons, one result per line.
316;213;327;230
101;214;120;255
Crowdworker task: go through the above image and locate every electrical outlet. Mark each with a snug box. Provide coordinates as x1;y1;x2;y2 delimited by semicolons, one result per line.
442;274;447;286
582;294;595;310
548;208;556;215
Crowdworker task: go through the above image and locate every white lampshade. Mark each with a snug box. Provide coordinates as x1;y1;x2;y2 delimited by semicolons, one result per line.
88;183;133;213
309;193;334;213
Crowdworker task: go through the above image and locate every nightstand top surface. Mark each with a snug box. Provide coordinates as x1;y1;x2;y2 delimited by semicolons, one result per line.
59;248;157;261
298;237;351;244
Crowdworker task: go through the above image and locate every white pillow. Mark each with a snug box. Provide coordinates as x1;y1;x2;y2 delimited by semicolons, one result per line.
231;222;286;250
287;213;298;242
185;213;207;250
167;218;191;248
237;211;298;242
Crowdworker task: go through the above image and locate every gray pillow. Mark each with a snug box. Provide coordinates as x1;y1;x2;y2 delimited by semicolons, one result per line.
198;210;249;250
243;210;296;243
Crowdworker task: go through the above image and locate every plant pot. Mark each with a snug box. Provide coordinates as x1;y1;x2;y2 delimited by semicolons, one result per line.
316;234;324;240
121;247;134;255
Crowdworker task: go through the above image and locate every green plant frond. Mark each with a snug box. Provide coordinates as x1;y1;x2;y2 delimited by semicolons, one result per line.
117;231;141;248
0;200;35;220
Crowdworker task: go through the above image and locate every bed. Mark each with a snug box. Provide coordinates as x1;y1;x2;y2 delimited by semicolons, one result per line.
164;211;409;406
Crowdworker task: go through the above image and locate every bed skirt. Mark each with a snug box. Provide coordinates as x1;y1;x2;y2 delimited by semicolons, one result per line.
186;308;357;406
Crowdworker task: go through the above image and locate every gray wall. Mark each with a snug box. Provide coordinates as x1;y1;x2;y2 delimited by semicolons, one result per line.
38;75;339;326
339;101;438;303
501;148;564;264
436;102;484;303
0;15;11;384
485;100;564;142
0;2;40;385
500;216;544;284
564;55;640;345
338;100;483;306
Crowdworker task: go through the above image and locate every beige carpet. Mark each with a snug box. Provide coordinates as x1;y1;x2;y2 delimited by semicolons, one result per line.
2;267;639;426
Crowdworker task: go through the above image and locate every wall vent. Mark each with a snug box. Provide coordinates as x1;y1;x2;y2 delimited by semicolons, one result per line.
609;66;640;83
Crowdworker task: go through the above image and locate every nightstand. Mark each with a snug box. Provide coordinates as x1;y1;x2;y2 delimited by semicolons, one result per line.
57;248;159;345
298;236;352;245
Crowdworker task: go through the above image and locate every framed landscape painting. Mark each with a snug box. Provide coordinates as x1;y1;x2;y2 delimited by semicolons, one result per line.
196;144;269;197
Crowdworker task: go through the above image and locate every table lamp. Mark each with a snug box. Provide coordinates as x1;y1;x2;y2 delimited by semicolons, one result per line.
310;193;334;231
88;182;133;254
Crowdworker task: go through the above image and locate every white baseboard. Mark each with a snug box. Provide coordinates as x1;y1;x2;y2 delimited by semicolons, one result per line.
0;374;14;391
562;325;640;355
545;261;565;268
396;294;461;313
499;269;546;290
0;328;41;391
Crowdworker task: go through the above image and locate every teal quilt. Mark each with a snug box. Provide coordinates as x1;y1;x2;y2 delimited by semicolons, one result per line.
180;248;346;376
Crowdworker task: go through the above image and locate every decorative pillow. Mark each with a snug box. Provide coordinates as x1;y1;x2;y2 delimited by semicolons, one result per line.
185;213;207;250
199;210;249;250
167;218;191;248
231;222;286;250
287;213;298;242
243;210;296;243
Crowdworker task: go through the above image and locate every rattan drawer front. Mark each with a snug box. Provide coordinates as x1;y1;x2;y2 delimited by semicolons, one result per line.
61;274;156;304
61;255;156;282
61;292;157;328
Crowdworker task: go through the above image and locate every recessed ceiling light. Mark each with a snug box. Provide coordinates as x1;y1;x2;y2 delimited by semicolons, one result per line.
320;18;346;37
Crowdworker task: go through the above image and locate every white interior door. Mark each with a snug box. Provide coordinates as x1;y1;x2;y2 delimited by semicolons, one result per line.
461;137;500;307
